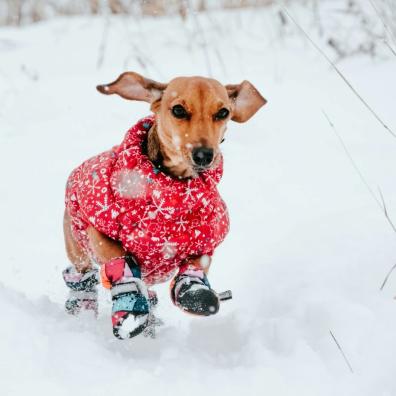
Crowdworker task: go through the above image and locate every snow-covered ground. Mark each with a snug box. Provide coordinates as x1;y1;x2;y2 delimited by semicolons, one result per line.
1;5;396;396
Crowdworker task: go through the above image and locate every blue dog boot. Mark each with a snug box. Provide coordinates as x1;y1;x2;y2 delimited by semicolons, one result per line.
62;266;99;316
111;278;151;339
102;256;151;339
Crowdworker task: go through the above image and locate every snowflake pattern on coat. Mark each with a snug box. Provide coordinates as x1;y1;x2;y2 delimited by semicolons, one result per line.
65;116;230;285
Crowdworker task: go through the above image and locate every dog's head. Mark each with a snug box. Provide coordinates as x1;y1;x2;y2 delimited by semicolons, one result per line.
97;72;266;178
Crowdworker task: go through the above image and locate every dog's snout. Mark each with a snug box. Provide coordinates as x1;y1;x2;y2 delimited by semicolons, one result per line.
192;147;214;167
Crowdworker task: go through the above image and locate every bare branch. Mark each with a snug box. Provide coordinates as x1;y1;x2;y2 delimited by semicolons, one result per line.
186;0;212;76
281;4;396;140
322;111;396;235
322;111;381;207
323;111;396;291
383;40;396;57
329;330;354;373
368;0;396;48
377;187;396;234
379;263;396;291
96;15;110;69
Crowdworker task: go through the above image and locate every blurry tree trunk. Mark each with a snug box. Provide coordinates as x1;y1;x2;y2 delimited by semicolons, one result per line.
6;0;23;25
141;0;165;16
108;0;127;14
178;0;187;20
90;0;100;14
222;0;271;9
31;0;44;23
197;0;206;12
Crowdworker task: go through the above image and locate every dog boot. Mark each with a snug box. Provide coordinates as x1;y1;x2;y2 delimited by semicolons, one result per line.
62;266;99;316
101;256;150;339
171;265;220;316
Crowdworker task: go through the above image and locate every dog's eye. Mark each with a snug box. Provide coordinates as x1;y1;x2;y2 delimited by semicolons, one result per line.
172;105;188;119
214;108;229;120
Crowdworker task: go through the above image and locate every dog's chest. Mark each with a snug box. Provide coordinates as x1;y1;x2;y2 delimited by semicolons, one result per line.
111;159;225;240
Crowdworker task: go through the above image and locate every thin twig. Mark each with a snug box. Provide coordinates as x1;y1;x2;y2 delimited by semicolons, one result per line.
204;11;228;77
323;112;396;290
379;263;396;290
383;39;396;57
97;14;110;69
329;330;354;373
186;0;212;76
281;4;396;139
368;0;396;48
322;111;396;235
377;187;396;234
322;110;380;207
366;0;396;57
121;15;164;79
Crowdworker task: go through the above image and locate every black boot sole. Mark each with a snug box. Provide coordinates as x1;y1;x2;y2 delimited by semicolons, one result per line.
177;288;220;316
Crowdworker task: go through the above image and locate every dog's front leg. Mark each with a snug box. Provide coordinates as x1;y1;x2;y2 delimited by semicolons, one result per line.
181;255;212;274
171;255;221;316
86;227;154;339
86;227;126;265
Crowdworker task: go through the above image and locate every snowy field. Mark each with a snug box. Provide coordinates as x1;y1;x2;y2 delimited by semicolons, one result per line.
1;5;396;396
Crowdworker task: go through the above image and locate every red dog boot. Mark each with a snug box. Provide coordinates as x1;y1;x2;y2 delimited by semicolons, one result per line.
62;266;99;316
170;264;220;316
101;255;151;339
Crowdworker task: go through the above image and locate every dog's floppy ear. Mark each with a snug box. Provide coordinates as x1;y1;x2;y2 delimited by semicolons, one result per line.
226;81;267;123
96;72;167;103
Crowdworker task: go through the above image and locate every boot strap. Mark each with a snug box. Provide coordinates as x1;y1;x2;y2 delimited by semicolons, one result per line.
111;281;139;298
68;289;98;300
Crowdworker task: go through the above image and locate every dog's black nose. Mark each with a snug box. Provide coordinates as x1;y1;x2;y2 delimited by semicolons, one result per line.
192;147;214;167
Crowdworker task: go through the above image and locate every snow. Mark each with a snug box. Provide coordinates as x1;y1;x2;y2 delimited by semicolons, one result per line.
1;5;396;396
117;313;149;339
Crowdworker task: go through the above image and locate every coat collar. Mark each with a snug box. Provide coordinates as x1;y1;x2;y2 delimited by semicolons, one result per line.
116;115;224;188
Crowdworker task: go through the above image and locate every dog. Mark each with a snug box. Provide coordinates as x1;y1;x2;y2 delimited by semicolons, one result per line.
62;72;266;339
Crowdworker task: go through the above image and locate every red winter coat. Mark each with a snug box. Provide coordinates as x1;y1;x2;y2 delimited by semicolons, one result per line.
65;116;229;285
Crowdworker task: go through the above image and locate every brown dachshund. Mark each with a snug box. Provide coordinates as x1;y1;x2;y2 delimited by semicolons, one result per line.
63;72;266;338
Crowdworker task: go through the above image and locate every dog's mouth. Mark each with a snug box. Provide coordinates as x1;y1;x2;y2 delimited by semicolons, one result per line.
193;165;209;173
192;162;212;172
